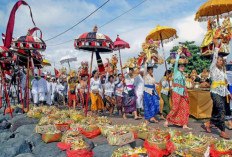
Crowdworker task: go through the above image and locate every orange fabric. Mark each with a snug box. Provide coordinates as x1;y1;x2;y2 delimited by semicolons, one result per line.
80;129;101;139
210;144;232;157
143;139;176;157
90;93;104;111
66;150;94;157
57;142;71;151
5;108;14;114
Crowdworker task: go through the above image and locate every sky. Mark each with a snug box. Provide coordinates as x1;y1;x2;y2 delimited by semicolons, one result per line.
0;0;230;81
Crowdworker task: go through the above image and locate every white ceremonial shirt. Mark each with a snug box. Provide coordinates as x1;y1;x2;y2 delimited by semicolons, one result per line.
103;73;115;97
38;78;48;93
134;74;144;95
210;48;230;97
115;77;124;97
31;78;39;94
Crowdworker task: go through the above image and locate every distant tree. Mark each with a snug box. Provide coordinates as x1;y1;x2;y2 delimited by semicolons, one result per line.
167;41;211;74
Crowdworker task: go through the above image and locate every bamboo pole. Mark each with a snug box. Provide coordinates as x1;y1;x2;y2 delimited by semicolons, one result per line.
118;48;125;87
26;55;30;112
85;52;94;117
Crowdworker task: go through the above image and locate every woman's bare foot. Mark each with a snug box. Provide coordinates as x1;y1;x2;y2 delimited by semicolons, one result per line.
118;110;122;116
183;125;192;130
150;117;158;123
164;121;169;128
123;113;127;120
160;115;165;120
145;120;149;124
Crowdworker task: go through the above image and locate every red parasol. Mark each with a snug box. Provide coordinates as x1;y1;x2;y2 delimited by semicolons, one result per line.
113;35;130;87
74;25;113;116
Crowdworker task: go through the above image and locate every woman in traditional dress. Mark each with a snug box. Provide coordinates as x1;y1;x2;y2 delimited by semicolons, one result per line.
122;66;140;120
90;70;104;116
115;73;123;115
164;50;192;130
160;70;172;119
143;60;160;123
203;39;231;139
103;72;115;116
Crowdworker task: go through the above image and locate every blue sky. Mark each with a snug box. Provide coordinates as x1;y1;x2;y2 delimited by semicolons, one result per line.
0;0;225;81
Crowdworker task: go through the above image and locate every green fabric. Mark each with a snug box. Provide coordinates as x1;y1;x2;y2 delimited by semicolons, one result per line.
161;93;170;117
173;55;185;96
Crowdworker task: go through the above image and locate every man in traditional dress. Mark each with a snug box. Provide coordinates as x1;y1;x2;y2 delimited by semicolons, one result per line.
38;73;47;106
46;76;52;105
51;77;57;105
134;68;144;117
31;74;39;106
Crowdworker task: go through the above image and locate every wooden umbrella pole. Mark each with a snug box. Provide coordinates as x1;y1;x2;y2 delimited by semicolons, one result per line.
85;52;94;117
0;64;13;118
26;55;30;112
68;61;71;71
118;49;125;87
160;34;171;90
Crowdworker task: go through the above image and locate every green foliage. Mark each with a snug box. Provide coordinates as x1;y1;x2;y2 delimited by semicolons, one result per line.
167;41;211;74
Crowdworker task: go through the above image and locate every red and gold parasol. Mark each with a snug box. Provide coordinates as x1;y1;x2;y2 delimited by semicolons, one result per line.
74;25;113;116
113;35;130;87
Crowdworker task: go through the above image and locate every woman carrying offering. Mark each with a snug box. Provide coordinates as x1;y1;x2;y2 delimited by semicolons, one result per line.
122;66;140;120
143;59;160;124
164;50;191;130
203;39;231;139
90;70;104;116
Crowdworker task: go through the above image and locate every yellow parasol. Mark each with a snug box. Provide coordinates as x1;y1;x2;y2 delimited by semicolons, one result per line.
42;59;51;66
195;0;232;22
146;24;178;90
146;25;178;43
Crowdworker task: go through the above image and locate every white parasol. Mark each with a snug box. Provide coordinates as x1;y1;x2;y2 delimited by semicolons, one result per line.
60;55;77;70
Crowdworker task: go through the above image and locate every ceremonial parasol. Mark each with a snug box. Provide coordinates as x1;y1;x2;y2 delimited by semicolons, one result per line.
113;35;130;87
146;24;178;88
42;59;51;66
74;25;113;116
195;0;232;22
60;55;77;70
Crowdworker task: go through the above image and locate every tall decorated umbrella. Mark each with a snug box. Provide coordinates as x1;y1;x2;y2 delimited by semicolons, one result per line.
113;35;130;87
74;25;113;116
4;0;46;113
11;29;46;113
146;24;178;89
195;0;232;23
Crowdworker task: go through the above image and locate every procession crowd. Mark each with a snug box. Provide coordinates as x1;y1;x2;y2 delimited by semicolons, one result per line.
6;39;229;140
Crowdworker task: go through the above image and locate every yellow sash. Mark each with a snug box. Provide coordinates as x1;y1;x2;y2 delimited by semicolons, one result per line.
211;81;226;89
162;89;169;91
